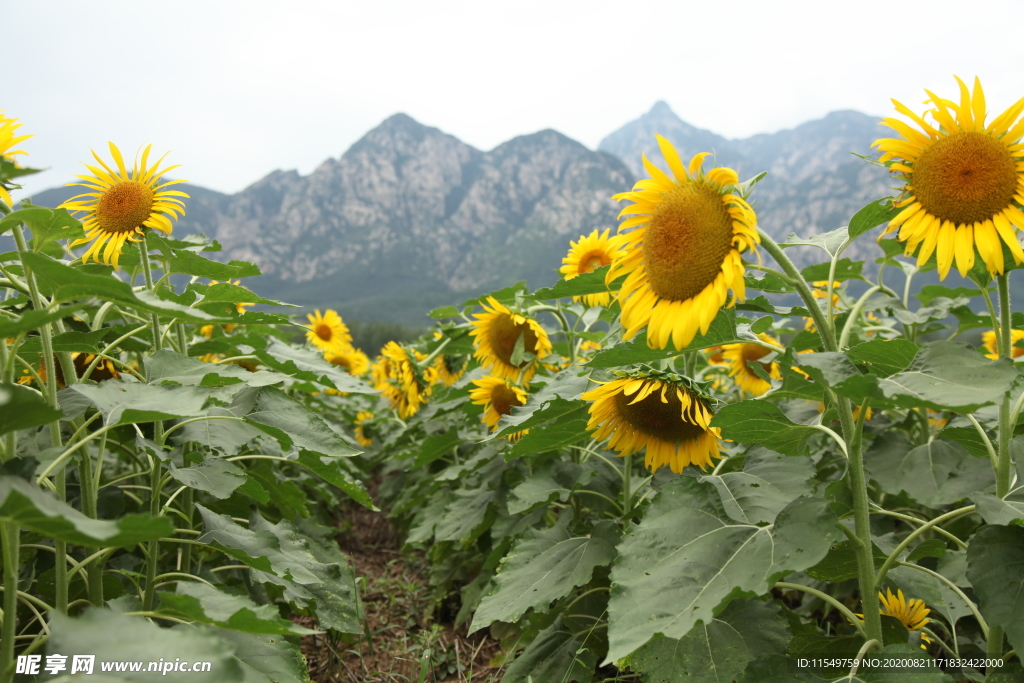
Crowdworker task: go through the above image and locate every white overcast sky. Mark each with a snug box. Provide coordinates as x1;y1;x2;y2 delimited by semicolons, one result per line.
7;0;1024;197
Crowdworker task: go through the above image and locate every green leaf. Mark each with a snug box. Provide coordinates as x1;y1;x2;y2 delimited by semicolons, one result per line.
176;386;264;455
974;492;1024;525
411;430;463;468
506;461;596;515
907;539;947;562
428;305;461;319
146;349;286;388
21;252;221;322
0;305;85;338
966;525;1024;661
254;339;377;395
0;206;84;245
710;400;820;456
887;561;975;632
46;609;243;682
586;309;747;368
194;282;294;308
214;630;313;683
168;251;261;280
70;380;236;425
700;447;815;525
501;613;598;683
532;266;610;299
0;383;63;436
168;458;247;500
434;485;499;546
864;438;994;507
295;450;374;509
750;314;774;334
780;226;849;256
801;257;865;282
935;426;992;459
845;339;921;378
246;386;359;458
470;515;617;632
157;582;317;635
605;476;839;663
805;540;889;582
506;410;591;460
0;476;172;547
848;198;901;239
490;368;592;437
625;599;791;683
917;285;984;306
744;272;796;294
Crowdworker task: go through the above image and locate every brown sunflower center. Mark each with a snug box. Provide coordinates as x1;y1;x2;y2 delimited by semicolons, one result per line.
614;383;708;444
328;355;351;369
740;343;773;373
490;383;524;417
487;313;539;367
643;182;735;302
95;180;155;234
315;324;333;341
580;250;611;274
911;131;1018;226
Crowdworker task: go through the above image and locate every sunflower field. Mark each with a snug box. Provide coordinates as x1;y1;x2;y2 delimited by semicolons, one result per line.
2;77;1024;683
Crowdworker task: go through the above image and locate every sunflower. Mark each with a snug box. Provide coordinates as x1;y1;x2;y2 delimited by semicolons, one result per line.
560;228;628;307
0;110;32;207
60;143;188;269
582;374;721;473
470;375;529;442
18;352;120;387
470;297;553;381
879;589;932;647
982;328;1024;359
719;333;783;396
874;77;1024;280
433;354;467;386
353;411;375;448
326;347;370;376
306;309;352;354
373;341;435;419
609;136;759;350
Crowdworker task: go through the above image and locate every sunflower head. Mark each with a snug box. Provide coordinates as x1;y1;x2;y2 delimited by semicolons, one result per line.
874;76;1024;280
326;347;370;376
609;136;759;350
720;333;783;397
581;372;721;473
0;110;33;207
60;142;188;269
373;341;435;419
306;309;352;354
560;228;627;307
354;411;375;448
879;588;931;647
433;354;468;386
470;296;553;381
982;328;1024;359
469;375;529;442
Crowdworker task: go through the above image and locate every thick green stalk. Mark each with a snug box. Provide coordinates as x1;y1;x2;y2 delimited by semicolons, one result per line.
1;522;19;683
180;488;194;574
138;246;163;353
141;459;161;612
78;453;103;607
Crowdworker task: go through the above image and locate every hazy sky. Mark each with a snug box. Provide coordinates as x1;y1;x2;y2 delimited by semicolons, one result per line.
7;0;1024;197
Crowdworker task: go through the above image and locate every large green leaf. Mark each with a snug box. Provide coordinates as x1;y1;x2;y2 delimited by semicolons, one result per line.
295;450;374;509
254;340;377;395
506;408;591;460
605;477;839;662
156;582;317;635
0;476;172;547
411;430;463;468
805;540;888;582
975;492;1024;525
490;368;592;437
864;437;994;507
0;305;85;338
780;226;849;256
70;380;236;425
176;386;265;455
585;309;747;368
506;461;596;515
470;516;617;632
967;524;1024;657
167;458;247;500
214;630;313;683
433;484;499;546
801;257;865;282
710;400;820;456
196;506;362;633
0;382;63;436
501;613;599;683
245;387;359;458
0;205;84;245
21;251;221;322
146;349;286;388
531;266;610;299
700;447;815;525
887;563;976;633
845;339;921;378
848;198;901;239
624;599;791;683
167;252;261;281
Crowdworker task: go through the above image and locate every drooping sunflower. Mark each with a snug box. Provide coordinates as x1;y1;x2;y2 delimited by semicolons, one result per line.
18;352;120;387
326;347;370;376
981;328;1024;359
582;374;721;473
306;309;352;354
373;341;435;419
470;375;529;442
879;589;932;647
609;136;759;350
353;411;375;448
470;297;552;381
720;333;783;396
560;228;628;307
433;354;467;386
60;143;188;269
874;77;1024;280
0;110;32;207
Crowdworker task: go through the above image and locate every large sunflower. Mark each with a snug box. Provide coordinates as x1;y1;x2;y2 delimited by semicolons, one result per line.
879;589;932;647
326;347;370;376
720;333;783;396
582;374;721;473
874;77;1024;279
470;297;552;381
373;341;435;419
982;328;1024;359
470;375;529;442
306;309;352;354
560;228;627;307
0;110;32;207
60;143;188;269
609;136;759;350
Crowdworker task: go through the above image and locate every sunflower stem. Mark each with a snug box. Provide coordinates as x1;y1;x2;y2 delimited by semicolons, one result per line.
139;244;163;353
756;229;837;351
621;453;632;520
996;273;1014;498
1;522;19;683
838;285;884;349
